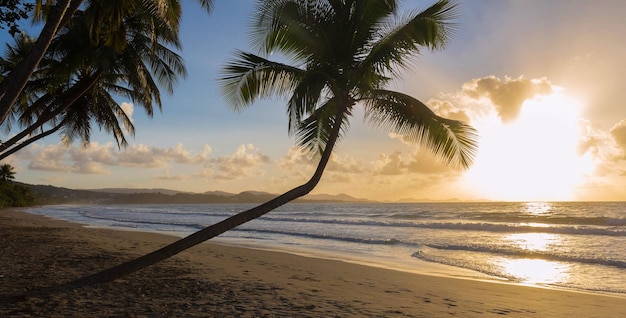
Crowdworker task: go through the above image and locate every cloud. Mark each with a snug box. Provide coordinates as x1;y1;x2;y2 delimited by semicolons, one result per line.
610;119;626;155
275;145;458;196
461;75;553;122
28;145;77;172
278;147;365;174
69;143;117;166
387;133;413;145
372;151;405;175
74;161;110;174
115;143;211;168
388;76;556;149
25;142;214;173
577;118;626;169
141;143;210;166
117;144;168;168
427;99;472;123
156;171;190;181
326;153;365;174
578;120;618;159
27;144;111;174
196;144;271;180
120;102;134;123
372;149;454;176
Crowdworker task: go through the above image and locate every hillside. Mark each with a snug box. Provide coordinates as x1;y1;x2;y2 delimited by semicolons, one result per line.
26;184;373;205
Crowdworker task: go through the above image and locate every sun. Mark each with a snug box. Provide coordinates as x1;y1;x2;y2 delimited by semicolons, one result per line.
463;90;594;201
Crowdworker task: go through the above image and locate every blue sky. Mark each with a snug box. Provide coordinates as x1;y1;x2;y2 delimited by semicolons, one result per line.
5;0;626;201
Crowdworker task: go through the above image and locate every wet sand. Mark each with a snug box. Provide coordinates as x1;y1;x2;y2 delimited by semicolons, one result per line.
1;209;624;317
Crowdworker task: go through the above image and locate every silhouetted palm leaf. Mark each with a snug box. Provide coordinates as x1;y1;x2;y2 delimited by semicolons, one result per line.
363;89;477;169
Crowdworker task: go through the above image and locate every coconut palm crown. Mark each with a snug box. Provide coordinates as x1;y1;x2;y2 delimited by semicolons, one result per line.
221;0;477;168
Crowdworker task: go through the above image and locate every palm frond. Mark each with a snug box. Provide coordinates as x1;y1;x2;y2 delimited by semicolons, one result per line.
219;50;304;110
346;0;397;59
286;71;328;135
92;91;134;147
363;89;477;169
141;0;183;35
363;0;458;76
295;97;351;155
252;0;334;60
195;0;214;13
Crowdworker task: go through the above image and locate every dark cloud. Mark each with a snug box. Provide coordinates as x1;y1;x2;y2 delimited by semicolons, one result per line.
462;76;553;122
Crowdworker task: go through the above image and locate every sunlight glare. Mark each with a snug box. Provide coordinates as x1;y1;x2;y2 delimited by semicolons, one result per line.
524;202;552;215
463;91;594;201
504;233;561;252
499;258;569;285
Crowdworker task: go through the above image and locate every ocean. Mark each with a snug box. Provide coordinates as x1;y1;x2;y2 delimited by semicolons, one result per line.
26;201;626;296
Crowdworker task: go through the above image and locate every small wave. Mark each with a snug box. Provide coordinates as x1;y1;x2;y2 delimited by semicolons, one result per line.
420;244;626;269
44;204;625;238
411;250;626;295
415;222;625;237
78;211;218;231
473;215;626;227
76;209;626;237
257;216;626;237
234;228;405;246
80;209;233;219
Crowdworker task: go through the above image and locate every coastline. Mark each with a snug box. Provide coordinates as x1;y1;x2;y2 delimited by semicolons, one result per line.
1;208;624;317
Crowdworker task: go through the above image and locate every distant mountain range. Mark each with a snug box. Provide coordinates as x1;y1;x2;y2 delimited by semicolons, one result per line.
23;183;484;205
26;184;374;205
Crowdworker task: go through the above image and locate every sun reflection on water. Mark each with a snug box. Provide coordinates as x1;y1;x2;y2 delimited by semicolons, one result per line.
499;229;570;285
524;202;552;215
505;233;561;251
499;258;570;285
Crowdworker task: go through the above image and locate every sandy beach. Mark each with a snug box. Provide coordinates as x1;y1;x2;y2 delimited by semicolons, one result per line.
1;209;624;317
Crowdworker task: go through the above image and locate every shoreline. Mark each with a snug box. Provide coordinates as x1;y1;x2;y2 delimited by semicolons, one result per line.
2;208;625;317
113;226;626;300
28;204;626;298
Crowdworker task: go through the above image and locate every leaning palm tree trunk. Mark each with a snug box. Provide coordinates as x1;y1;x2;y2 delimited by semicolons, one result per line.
0;119;66;161
37;105;346;293
0;71;103;156
0;0;81;125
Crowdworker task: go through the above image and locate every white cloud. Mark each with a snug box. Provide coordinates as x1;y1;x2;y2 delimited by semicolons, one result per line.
28;145;75;172
120;102;134;123
371;149;455;176
116;144;168;168
74;161;111;175
427;99;471;123
156;171;190;181
196;144;271;180
278;147;365;175
610;119;626;157
24;142;214;173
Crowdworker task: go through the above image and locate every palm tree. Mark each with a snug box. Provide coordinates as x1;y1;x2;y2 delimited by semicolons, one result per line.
56;0;477;289
0;0;82;125
0;0;213;134
0;0;206;159
0;163;15;182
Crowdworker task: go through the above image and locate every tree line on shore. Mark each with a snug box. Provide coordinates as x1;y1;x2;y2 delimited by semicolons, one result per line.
0;163;35;207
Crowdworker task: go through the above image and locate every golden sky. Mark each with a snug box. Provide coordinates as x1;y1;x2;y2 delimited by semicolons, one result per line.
6;0;626;202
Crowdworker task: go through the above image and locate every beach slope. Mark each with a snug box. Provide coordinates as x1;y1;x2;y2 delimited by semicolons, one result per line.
1;209;624;317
